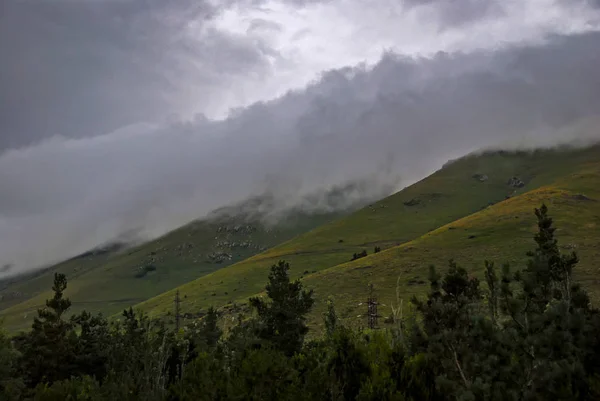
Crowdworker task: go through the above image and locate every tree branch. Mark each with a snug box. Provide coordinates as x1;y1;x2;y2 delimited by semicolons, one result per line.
450;345;470;389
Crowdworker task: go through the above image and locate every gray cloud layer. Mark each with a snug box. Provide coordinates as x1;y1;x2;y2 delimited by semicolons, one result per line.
3;0;598;151
1;28;600;276
402;0;504;27
0;0;280;149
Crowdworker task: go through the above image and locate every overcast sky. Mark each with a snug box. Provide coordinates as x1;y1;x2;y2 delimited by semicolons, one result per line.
1;0;600;276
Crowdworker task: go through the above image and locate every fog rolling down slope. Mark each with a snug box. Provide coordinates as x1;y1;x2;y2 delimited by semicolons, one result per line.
0;185;380;332
134;144;600;331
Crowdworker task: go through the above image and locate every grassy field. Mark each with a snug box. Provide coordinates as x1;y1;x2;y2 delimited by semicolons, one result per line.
0;202;346;332
3;145;599;334
133;145;600;331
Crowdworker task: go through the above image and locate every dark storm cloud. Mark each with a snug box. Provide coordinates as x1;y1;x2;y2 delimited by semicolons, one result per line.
1;30;600;276
2;0;595;152
0;0;276;150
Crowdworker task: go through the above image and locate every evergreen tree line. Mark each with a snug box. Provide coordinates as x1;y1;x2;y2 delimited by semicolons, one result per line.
2;204;600;400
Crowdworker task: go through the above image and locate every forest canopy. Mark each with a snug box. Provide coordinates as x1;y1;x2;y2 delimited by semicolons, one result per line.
1;204;599;401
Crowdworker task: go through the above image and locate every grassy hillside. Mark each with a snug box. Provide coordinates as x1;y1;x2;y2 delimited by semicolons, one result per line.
0;244;125;311
0;202;346;332
134;145;600;330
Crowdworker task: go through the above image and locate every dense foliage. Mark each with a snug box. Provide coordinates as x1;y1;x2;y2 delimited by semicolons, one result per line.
2;204;600;400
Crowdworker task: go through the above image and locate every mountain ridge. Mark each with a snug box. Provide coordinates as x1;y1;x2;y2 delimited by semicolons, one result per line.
2;144;599;334
132;144;600;330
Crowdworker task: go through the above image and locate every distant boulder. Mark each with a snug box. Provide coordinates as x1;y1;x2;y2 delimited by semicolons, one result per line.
507;176;525;188
403;198;421;207
134;264;157;278
472;173;488;182
207;251;232;264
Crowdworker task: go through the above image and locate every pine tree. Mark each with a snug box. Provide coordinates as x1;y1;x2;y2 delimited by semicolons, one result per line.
409;261;486;398
71;310;111;382
107;308;171;400
323;297;338;338
521;204;579;310
0;323;23;400
200;306;222;348
16;273;78;387
328;327;370;401
249;260;314;356
489;204;596;399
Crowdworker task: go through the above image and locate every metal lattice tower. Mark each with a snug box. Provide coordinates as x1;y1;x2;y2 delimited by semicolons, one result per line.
174;289;181;331
367;284;378;329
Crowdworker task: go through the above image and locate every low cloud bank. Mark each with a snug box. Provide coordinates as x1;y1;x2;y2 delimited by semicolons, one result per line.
1;31;600;276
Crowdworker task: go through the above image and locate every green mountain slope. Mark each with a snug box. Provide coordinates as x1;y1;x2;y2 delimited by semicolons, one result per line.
134;145;600;330
0;202;346;332
0;243;125;311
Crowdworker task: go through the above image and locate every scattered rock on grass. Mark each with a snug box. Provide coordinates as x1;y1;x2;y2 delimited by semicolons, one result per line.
403;198;420;207
507;176;525;188
472;173;488;182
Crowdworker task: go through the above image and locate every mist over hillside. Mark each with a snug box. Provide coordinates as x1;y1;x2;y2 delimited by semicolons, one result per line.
1;1;600;276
